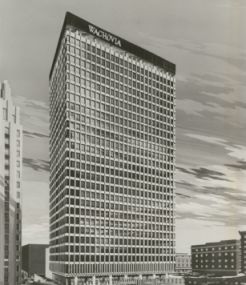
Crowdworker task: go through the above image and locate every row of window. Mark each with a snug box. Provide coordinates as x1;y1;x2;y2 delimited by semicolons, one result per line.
67;69;174;94
67;37;174;84
67;84;174;106
193;245;238;251
67;99;174;121
67;65;174;97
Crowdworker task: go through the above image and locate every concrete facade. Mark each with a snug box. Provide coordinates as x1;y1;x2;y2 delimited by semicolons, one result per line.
0;80;22;285
176;253;191;274
49;12;176;284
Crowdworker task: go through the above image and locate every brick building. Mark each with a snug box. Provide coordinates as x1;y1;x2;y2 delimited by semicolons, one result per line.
191;239;241;276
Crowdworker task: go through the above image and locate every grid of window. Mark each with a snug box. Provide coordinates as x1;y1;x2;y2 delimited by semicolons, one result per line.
240;232;246;274
0;82;22;285
191;241;241;275
50;26;176;278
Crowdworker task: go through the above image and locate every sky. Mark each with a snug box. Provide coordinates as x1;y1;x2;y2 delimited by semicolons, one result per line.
1;0;246;253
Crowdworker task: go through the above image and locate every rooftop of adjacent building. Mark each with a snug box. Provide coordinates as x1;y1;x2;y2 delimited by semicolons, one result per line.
49;11;176;80
22;244;49;250
191;239;240;249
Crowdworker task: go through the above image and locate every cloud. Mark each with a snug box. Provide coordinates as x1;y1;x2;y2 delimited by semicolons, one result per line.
176;218;243;253
22;180;49;245
191;167;229;181
176;192;192;199
171;41;246;72
24;100;48;112
185;133;227;146
13;96;49;135
176;184;246;227
177;166;229;181
226;145;246;161
225;160;246;170
23;158;49;172
176;99;209;117
23;130;49;138
22;221;49;245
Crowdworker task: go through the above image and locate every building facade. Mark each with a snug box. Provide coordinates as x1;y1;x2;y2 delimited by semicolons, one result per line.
22;244;49;277
176;253;191;274
185;275;246;285
191;240;241;276
239;231;246;274
0;81;22;285
49;12;176;284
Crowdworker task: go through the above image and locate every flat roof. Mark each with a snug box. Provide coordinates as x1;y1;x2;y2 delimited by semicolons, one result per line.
49;12;176;79
191;239;239;248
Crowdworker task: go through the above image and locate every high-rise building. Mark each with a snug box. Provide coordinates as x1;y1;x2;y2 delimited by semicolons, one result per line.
0;81;22;285
239;231;246;274
191;240;241;277
49;12;176;285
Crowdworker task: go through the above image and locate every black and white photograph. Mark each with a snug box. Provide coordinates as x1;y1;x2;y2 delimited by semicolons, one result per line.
0;0;246;284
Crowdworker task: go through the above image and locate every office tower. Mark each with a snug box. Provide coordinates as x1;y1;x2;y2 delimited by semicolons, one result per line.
0;81;22;285
191;240;241;277
239;231;246;273
49;12;176;285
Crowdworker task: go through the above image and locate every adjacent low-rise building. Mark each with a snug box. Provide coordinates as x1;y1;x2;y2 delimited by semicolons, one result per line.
22;244;49;277
176;253;191;274
191;239;241;276
239;231;246;274
185;275;246;285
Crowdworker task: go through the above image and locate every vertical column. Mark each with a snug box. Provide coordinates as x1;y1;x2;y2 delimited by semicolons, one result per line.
74;276;78;285
92;275;96;285
109;275;112;285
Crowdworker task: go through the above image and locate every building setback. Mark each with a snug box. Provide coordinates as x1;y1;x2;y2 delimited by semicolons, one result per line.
49;12;176;285
176;253;191;274
22;244;49;277
239;231;246;274
191;239;241;277
0;81;22;285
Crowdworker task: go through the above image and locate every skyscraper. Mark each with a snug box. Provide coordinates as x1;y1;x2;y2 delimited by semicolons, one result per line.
0;81;22;285
49;12;176;285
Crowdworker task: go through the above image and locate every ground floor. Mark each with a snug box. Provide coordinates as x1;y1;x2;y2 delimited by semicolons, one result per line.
52;274;185;285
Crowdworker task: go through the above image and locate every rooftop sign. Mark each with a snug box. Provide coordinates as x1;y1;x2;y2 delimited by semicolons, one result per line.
88;25;122;48
49;12;176;79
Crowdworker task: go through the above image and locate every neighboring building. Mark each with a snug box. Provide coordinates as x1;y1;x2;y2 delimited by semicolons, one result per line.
239;231;246;274
176;253;191;274
0;80;22;285
185;275;246;285
49;12;176;285
45;247;52;279
191;239;241;276
139;276;185;285
22;244;49;277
